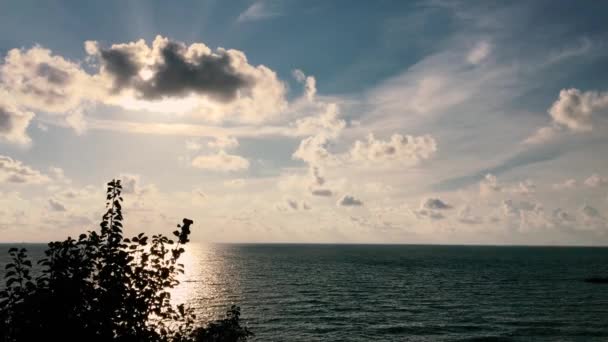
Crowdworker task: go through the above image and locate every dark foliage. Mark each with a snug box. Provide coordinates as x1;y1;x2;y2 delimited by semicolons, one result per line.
0;179;252;342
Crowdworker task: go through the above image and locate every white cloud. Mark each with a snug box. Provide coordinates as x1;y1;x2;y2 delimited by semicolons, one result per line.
224;178;246;188
191;150;249;171
292;134;333;165
466;41;491;65
0;46;100;114
349;133;437;165
292;69;317;101
458;205;483;225
293;102;345;138
526;88;608;144
237;1;281;22
185;139;203;151
552;178;577;190
0;155;50;184
549;88;607;131
208;136;239;150
584;174;607;188
480;173;501;196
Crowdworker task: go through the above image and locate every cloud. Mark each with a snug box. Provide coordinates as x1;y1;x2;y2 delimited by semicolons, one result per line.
525;88;608;144
349;133;437;165
579;204;603;221
412;197;452;221
523;125;562;145
552;208;575;224
502;199;542;217
292;134;333;165
119;173;156;195
293;69;317;101
0;97;34;145
0;37;288;139
208;136;239;150
310;189;333;197
552;178;577;190
293;102;345;138
185;139;202;151
421;197;453;210
0;46;99;114
293;130;437;169
337;195;363;207
48;198;67;212
93;38;251;102
0;155;50;184
480;173;501;196
224;178;246;188
549;88;608;131
191;150;249;171
466;41;491;64
458;205;483;225
584;173;607;188
276;198;310;211
237;1;281;22
307;166;333;197
88;36;287;123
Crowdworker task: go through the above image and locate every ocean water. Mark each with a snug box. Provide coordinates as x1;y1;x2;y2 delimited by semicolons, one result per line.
2;244;608;341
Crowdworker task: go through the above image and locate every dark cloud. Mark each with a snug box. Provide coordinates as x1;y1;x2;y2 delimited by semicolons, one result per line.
311;188;333;197
48;198;67;212
36;63;71;85
0;107;14;133
337;195;363;207
98;41;253;102
421;198;452;210
99;49;141;92
0;104;33;145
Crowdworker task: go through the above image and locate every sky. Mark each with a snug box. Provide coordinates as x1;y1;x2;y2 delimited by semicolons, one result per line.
1;0;608;245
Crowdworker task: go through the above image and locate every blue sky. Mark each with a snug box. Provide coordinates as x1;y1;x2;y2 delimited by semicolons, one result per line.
1;0;608;244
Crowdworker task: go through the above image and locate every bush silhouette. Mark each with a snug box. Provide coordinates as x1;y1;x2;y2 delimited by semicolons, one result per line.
0;179;252;342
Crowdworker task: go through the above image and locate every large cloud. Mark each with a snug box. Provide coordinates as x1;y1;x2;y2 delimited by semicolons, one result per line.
349;133;437;165
548;88;608;131
87;36;287;123
293;132;438;167
525;88;608;144
0;36;289;143
0;46;99;114
0;155;50;184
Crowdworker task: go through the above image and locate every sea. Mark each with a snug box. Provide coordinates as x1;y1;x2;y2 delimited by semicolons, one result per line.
1;243;608;341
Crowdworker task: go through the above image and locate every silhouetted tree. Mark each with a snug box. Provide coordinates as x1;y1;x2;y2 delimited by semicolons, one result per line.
0;179;252;342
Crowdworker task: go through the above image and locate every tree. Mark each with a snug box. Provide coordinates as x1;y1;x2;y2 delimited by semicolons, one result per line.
0;179;252;342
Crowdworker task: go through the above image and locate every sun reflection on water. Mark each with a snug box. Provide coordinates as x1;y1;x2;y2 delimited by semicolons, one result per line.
171;243;240;323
